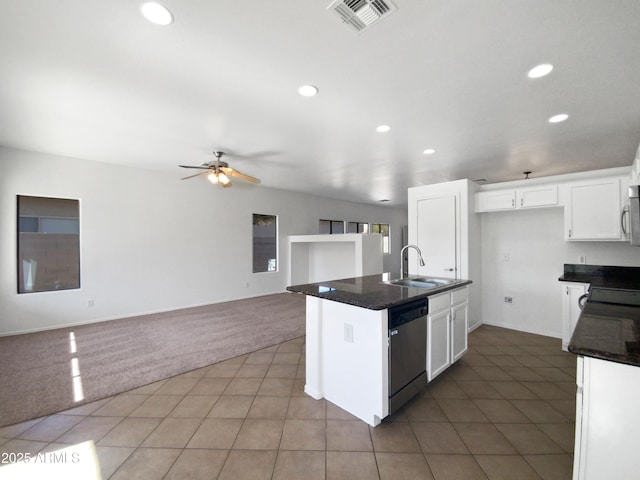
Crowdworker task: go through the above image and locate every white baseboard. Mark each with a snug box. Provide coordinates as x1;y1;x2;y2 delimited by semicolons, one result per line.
0;290;293;337
481;319;561;339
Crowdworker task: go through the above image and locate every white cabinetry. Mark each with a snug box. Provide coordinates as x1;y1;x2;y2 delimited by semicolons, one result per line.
573;356;640;480
475;185;558;212
476;189;516;211
563;176;629;241
416;194;458;277
519;184;559;208
561;282;588;351
408;179;481;331
427;286;468;381
451;288;469;362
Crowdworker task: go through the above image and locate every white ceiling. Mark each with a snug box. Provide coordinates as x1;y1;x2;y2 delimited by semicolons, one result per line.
1;0;639;206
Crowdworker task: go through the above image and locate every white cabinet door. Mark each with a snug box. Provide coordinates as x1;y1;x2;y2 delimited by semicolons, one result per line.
561;282;588;351
518;184;558;208
476;185;559;212
451;300;468;362
574;356;640;480
416;195;458;278
475;190;516;212
427;287;468;381
564;178;624;240
427;307;451;381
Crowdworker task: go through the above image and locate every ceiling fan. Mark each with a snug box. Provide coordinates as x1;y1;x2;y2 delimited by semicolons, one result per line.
179;151;261;188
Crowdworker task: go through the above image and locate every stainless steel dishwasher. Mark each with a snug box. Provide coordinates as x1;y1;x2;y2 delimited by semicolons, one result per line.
388;298;428;414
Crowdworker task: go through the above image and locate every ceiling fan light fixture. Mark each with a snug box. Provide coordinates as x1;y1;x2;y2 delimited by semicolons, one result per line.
140;2;174;26
218;172;231;185
207;172;219;184
179;150;260;187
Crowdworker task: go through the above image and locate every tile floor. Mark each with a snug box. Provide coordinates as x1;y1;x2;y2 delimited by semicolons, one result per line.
0;325;576;479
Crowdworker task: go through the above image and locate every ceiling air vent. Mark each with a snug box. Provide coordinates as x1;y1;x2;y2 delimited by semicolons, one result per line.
328;0;398;32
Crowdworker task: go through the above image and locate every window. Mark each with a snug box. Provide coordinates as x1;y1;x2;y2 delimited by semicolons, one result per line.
253;214;277;272
347;222;369;233
319;219;344;234
17;195;80;293
371;223;390;254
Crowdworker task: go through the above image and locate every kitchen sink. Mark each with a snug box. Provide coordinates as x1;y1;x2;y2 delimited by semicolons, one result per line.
382;276;456;289
412;277;454;285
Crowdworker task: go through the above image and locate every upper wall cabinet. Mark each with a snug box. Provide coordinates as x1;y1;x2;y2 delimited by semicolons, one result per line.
563;176;629;241
475;185;558;213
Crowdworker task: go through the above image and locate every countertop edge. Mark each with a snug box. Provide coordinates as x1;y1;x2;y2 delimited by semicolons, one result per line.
568;344;640;368
287;275;472;310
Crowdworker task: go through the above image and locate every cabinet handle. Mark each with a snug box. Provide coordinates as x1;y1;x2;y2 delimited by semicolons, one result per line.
444;268;454;272
568;229;572;238
520;198;523;207
621;206;629;237
511;199;515;207
578;293;589;310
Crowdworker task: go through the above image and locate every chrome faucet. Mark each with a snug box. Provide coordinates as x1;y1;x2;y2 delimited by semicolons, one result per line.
400;244;426;279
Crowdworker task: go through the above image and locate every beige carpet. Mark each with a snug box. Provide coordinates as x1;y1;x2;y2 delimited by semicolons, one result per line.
0;292;306;427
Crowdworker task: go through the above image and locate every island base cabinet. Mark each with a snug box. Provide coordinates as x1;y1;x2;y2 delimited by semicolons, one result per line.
427;286;469;381
451;300;468;362
427;308;451;381
573;356;640;480
304;296;388;427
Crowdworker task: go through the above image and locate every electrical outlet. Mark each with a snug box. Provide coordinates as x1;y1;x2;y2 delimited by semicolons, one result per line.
88;299;95;308
502;253;510;262
344;323;354;343
504;296;513;304
579;255;587;264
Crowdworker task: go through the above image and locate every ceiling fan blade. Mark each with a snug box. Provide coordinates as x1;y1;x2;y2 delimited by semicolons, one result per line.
221;167;261;184
178;165;210;170
181;171;210;180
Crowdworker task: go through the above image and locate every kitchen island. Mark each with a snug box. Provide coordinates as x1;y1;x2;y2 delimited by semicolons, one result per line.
287;273;472;426
559;264;640;480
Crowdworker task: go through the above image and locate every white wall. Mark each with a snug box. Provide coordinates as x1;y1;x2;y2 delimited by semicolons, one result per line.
480;207;640;337
0;146;407;335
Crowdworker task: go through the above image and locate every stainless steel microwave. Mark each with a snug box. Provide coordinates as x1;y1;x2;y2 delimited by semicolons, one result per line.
629;185;640;245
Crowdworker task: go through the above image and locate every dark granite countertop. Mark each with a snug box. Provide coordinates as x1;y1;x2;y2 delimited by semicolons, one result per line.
569;301;640;367
286;273;472;310
562;264;640;367
558;264;640;290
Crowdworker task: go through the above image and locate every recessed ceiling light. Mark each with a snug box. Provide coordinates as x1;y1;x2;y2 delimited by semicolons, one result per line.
298;85;319;97
423;148;436;155
376;125;391;133
528;63;554;79
140;2;174;26
548;113;569;123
